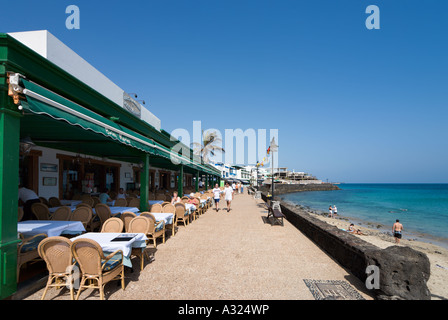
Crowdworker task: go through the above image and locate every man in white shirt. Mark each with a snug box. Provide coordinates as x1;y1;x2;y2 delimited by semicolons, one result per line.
18;186;40;220
212;184;222;212
224;182;234;212
116;188;126;199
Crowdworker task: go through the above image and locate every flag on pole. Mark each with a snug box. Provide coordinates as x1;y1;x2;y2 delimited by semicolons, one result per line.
267;146;271;155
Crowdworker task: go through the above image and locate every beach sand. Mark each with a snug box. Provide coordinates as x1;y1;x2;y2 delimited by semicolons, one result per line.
299;207;448;300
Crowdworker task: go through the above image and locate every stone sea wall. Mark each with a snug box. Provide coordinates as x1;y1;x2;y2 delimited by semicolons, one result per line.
260;192;431;300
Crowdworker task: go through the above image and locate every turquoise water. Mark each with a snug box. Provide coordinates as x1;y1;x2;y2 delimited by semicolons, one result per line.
281;184;448;246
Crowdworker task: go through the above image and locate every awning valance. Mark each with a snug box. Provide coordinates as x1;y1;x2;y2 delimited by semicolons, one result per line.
14;76;219;175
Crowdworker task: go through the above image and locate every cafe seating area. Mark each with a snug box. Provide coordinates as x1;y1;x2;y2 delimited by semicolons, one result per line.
16;189;215;300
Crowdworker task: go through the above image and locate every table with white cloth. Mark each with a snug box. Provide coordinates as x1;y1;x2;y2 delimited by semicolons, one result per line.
184;203;196;213
148;200;164;206
18;220;86;237
141;212;175;225
48;205;77;213
70;232;147;268
106;207;140;216
59;200;82;206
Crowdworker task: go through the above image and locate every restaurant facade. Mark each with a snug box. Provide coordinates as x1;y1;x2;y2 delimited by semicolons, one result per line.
0;30;221;299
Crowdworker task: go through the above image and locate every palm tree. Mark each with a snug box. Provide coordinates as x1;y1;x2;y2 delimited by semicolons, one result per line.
191;130;225;164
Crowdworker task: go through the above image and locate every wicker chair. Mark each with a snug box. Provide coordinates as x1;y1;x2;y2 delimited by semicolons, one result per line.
181;197;189;204
81;197;94;207
113;198;127;207
150;203;163;213
38;236;75;300
127;217;151;270
51;206;72;221
139;212;165;247
70;207;93;230
39;197;50;207
162;203;176;236
95;204;112;227
161;201;170;207
18;207;24;222
71;238;125;300
127;198;140;208
120;211;137;232
48;197;62;208
91;196;101;207
76;203;92;209
31;203;50;220
174;202;189;227
101;217;124;233
17;232;47;281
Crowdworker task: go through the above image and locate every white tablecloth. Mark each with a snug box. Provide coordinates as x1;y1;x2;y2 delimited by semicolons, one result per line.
18;220;86;237
148;200;164;205
185;203;196;212
107;207;139;216
70;232;147;267
59;200;82;206
48;205;77;213
143;212;174;225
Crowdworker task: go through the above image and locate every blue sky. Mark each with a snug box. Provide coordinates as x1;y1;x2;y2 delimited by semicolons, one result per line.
2;1;447;183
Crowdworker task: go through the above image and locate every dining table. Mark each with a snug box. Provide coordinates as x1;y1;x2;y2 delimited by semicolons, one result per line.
18;220;86;237
70;232;148;268
48;205;140;216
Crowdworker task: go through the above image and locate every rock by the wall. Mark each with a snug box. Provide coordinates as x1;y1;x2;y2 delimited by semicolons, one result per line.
259;183;339;195
268;196;431;300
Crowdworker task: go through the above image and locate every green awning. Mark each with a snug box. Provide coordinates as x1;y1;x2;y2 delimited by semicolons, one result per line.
19;77;220;175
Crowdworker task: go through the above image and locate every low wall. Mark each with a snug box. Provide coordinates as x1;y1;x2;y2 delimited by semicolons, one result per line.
260;193;431;300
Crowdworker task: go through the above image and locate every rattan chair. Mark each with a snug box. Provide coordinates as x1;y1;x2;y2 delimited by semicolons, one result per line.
76;202;92;209
161;201;170;207
95;204;112;227
101;217;124;233
174;202;189;227
17;232;47;281
18;207;24;222
127;217;151;270
127;198;140;208
162;203;176;236
48;197;62;208
120;211;137;232
113;198;127;207
70;206;93;229
31;203;50;220
181;196;189;204
81;197;94;207
38;236;75;300
51;206;72;221
91;196;100;207
71;238;125;300
39;197;50;207
150;203;163;213
139;212;165;247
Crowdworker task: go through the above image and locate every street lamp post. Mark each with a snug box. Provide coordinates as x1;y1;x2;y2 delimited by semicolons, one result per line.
270;137;278;201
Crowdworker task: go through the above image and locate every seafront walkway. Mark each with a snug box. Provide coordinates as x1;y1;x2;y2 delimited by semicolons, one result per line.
25;192;373;300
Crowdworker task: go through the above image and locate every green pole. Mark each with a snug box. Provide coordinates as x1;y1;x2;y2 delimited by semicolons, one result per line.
139;154;150;212
204;173;208;190
0;68;21;299
177;165;183;197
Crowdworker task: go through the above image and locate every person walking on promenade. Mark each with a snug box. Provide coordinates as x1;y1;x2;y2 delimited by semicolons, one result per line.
212;184;222;212
393;219;403;244
329;205;333;218
224;182;234;212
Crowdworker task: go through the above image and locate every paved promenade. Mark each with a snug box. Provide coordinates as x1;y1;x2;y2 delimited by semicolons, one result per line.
25;192;373;300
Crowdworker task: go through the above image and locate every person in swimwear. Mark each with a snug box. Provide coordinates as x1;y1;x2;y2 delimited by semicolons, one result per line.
393;219;403;244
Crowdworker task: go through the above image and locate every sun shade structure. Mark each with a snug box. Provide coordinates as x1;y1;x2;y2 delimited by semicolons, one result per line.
0;32;220;299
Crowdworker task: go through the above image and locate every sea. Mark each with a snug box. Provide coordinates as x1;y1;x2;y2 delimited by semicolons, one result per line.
280;183;448;248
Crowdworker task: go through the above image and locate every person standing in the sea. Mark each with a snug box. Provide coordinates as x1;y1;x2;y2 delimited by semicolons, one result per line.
333;205;338;217
329;205;333;218
393;219;403;244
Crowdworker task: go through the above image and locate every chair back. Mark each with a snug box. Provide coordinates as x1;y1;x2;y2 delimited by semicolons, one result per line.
76;202;92;209
18;207;24;222
127;198;140;208
128;216;151;234
39;197;50;207
71;238;104;276
162;203;175;214
71;206;93;228
38;236;73;275
162;201;170;207
101;217;124;233
31;203;50;220
174;203;187;219
139;212;157;231
181;197;189;204
81;197;94;207
120;211;137;232
114;198;127;207
48;197;62;208
150;203;163;213
52;206;72;221
165;194;172;201
95;204;111;226
91;196;100;206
